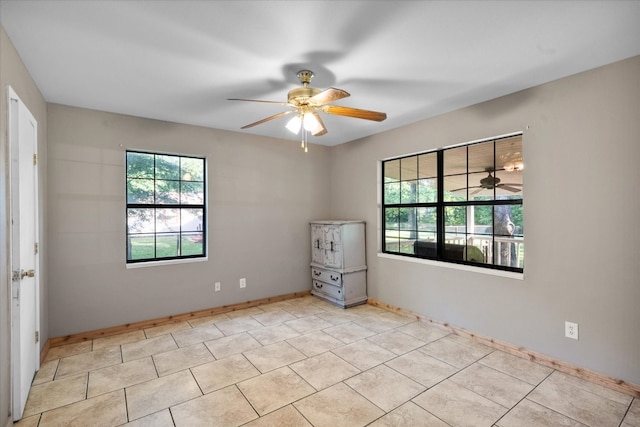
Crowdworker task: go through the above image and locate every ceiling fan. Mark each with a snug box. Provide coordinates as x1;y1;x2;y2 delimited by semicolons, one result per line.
452;169;523;195
228;70;387;151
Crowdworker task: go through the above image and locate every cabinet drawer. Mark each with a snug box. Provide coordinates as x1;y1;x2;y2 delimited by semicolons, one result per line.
311;267;342;286
312;280;344;300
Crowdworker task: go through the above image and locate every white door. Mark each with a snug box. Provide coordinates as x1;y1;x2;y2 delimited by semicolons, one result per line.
9;87;40;421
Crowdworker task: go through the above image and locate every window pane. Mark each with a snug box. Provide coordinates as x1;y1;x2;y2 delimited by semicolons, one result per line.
443;146;467;176
398;207;416;231
156;233;179;258
418;153;437;179
128;234;155;260
127;179;154;204
181;208;204;232
468;141;494;173
385;208;400;230
156;208;180;233
127;152;154;178
496;135;523;172
385;229;400;252
494;170;523;199
181;181;204;204
384;182;400;204
384;159;400;183
444;206;466;244
468;170;495;200
443;175;467;201
156;180;180;204
181;233;204;256
155;155;180;180
400;156;418;181
400;181;417;204
473;205;493;236
128;208;154;233
181;157;204;181
418;178;437;203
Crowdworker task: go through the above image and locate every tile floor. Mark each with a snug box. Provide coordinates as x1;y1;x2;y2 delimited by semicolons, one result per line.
16;295;639;427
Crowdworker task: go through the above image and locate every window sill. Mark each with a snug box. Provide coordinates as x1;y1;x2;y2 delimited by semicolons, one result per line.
377;252;524;280
126;257;208;269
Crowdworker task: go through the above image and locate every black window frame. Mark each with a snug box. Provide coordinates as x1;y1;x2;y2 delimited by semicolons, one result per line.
382;134;524;273
126;150;207;264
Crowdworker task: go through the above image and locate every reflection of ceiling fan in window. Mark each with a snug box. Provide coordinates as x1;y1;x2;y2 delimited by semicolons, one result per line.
452;168;523;195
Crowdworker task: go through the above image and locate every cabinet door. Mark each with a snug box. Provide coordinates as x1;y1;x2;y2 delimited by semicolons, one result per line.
311;224;325;264
323;225;343;268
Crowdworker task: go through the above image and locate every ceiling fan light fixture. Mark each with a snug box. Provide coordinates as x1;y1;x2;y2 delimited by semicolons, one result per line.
286;115;302;134
303;112;322;134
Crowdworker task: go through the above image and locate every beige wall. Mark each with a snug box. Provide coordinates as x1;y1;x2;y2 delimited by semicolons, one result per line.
0;26;48;426
330;56;640;385
46;105;332;337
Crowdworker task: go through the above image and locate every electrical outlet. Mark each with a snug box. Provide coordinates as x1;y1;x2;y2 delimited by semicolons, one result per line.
239;278;246;288
214;282;221;292
565;321;579;340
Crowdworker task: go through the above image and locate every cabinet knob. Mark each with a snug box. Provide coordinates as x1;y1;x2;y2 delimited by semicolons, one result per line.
331;275;339;281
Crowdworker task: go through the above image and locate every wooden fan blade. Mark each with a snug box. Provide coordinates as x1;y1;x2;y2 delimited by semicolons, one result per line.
323;105;387;121
309;88;350;106
311;112;327;136
228;98;290;106
449;185;481;193
498;184;522;193
240;110;294;129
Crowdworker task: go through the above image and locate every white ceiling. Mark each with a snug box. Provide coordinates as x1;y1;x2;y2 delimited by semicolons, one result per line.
2;1;639;147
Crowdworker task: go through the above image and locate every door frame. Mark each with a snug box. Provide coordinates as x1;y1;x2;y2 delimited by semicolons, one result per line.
7;85;40;421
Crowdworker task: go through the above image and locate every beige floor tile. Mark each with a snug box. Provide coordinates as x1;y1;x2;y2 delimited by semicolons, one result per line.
32;359;58;385
450;363;535;408
23;374;88;417
171;323;223;347
152;342;214;376
413;379;508;427
331;339;396;371
419;335;492;368
44;341;93;362
144;321;192;339
243;405;312;426
92;330;146;350
353;314;405;333
39;389;126;427
323;322;376;343
294;382;385;427
496;398;587;427
87;357;157;397
528;371;629;426
479;350;554;385
385;348;458;388
285;315;334;334
377;310;416;325
283;304;326;318
126;370;202;421
121;334;177;362
369;401;450;427
366;330;426;355
122;409;174;427
396;322;451;343
316;310;360;325
550;370;633;405
171;385;258;426
13;414;40;427
205;331;262;359
290;351;360;390
215;316;264;335
191;354;260;393
346;364;426;412
243;341;306;373
187;312;229;328
55;346;122;379
238;366;316;416
252;309;297;326
248;323;300;345
286;330;344;357
624;398;640;426
225;307;265;319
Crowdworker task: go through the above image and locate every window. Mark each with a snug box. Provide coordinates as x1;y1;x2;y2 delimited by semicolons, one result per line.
126;151;206;263
382;134;523;272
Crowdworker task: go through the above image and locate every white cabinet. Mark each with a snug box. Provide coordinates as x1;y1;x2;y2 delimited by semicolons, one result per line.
310;221;367;308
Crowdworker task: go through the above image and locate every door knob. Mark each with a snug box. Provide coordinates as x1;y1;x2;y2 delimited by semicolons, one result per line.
20;269;35;279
